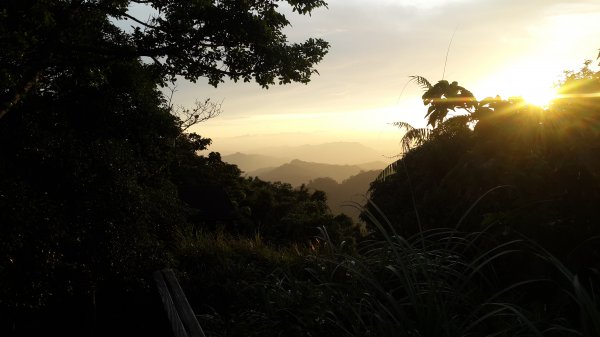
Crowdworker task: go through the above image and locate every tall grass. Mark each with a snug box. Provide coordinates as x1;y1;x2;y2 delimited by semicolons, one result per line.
308;202;600;337
173;228;345;337
175;209;599;337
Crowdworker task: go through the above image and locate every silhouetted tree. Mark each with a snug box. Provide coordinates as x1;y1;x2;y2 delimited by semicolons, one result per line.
0;1;329;335
0;0;329;119
365;62;600;271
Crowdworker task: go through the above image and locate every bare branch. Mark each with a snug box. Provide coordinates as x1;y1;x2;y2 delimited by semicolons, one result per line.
172;98;223;132
120;12;162;31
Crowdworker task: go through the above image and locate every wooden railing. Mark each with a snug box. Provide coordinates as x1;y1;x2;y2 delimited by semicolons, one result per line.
154;269;207;337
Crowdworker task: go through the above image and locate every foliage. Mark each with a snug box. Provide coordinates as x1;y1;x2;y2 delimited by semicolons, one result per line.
231;178;358;246
0;1;330;335
0;0;329;119
380;78;475;164
391;121;432;155
359;60;600;337
173;212;599;337
310;211;600;337
0;57;186;336
174;230;344;337
3;1;599;335
366;62;600;274
421;80;476;127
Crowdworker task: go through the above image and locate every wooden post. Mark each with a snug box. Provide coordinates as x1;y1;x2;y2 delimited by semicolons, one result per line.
154;269;207;337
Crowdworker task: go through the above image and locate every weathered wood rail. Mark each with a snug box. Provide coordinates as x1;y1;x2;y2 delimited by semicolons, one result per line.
154;269;207;337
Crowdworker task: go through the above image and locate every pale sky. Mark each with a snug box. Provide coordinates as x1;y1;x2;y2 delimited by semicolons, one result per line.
157;0;600;159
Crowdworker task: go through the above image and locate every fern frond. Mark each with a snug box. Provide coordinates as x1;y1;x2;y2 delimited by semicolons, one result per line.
401;127;432;153
409;75;433;90
392;121;416;131
376;160;400;182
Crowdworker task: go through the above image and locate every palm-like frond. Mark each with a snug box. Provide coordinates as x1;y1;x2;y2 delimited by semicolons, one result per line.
392;121;432;153
436;114;471;135
377;122;433;182
392;121;416;131
401;127;432;154
421;80;477;127
409;75;433;91
376;160;400;182
382;77;474;181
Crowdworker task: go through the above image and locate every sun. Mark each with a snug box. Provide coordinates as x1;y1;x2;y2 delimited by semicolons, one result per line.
520;85;558;107
474;58;564;109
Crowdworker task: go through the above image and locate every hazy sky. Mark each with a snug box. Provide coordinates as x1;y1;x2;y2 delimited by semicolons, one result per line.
155;0;600;158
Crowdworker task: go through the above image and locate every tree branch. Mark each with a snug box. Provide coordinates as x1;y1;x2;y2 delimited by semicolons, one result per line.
0;71;42;120
120;12;162;31
173;98;223;132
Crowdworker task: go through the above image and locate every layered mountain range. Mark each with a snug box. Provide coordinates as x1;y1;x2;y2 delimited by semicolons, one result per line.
222;143;390;222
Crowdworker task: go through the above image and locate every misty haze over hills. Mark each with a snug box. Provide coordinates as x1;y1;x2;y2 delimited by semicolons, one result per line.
221;141;392;166
244;159;383;187
222;142;389;185
255;142;384;165
306;170;381;222
221;153;291;173
222;143;388;222
224;157;381;222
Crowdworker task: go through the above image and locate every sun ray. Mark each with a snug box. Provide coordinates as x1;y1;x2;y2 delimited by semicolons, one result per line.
521;86;558;107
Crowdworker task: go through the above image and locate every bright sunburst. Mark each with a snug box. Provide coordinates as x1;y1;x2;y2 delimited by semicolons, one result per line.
474;57;563;109
521;85;558;107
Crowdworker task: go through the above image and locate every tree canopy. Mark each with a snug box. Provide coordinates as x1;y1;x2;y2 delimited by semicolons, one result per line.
0;0;329;119
0;1;335;334
365;61;600;270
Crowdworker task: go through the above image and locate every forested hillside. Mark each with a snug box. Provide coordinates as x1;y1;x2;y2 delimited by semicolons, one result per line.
1;1;599;337
364;68;600;268
248;159;382;186
307;170;381;222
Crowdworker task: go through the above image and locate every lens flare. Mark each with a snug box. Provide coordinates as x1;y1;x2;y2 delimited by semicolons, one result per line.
521;86;558;107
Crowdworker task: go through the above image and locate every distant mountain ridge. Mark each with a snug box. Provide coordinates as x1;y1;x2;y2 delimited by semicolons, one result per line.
246;159;385;186
221;152;290;173
222;142;388;165
243;141;386;166
306;170;381;222
222;151;385;223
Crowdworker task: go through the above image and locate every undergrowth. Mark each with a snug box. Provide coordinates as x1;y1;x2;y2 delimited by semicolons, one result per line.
177;210;599;337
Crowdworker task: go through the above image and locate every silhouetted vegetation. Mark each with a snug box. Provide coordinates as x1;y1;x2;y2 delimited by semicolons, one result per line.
361;61;600;335
1;1;599;336
365;63;600;266
0;1;334;335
